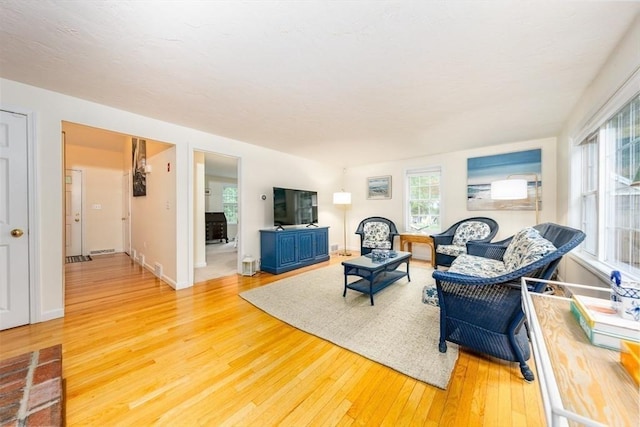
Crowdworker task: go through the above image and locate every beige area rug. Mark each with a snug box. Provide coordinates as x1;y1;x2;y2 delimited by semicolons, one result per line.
239;264;459;389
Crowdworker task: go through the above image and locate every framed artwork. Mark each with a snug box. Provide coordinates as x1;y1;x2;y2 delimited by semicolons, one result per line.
132;138;147;197
467;148;541;211
367;175;392;200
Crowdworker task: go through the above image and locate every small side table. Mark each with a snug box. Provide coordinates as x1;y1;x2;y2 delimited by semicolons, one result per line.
399;233;435;268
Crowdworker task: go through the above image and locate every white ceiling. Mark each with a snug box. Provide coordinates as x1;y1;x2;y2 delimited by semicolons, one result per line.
1;1;639;167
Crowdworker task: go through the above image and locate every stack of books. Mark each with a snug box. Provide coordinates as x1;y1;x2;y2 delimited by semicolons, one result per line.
570;294;640;351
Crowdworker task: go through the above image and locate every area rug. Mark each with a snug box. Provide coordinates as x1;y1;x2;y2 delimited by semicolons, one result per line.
65;255;92;263
239;264;458;389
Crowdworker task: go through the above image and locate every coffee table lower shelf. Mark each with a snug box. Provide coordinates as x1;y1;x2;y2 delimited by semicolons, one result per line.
344;270;408;305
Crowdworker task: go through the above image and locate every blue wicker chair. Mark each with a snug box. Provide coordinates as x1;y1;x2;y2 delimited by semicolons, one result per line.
355;217;399;255
432;223;586;382
430;217;499;269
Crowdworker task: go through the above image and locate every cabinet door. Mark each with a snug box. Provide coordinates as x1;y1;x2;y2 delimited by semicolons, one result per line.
298;232;315;261
277;234;297;266
314;229;329;258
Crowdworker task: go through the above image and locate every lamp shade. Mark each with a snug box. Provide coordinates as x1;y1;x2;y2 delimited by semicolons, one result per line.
333;191;352;205
491;179;528;200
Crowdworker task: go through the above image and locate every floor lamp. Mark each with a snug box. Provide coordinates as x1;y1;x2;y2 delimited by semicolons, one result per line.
490;174;540;224
333;191;352;256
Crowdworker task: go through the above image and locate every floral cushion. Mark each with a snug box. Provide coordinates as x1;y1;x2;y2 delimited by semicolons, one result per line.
452;221;491;246
435;244;468;257
503;227;556;272
422;286;440;307
448;254;507;278
362;222;392;249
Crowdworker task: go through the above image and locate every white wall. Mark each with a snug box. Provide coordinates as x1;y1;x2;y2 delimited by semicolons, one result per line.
194;152;206;268
65;144;125;255
130;146;178;285
556;14;640;286
1;77;342;320
345;137;558;258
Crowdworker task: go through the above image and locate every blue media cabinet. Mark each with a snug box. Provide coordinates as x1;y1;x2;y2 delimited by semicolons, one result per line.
259;226;330;274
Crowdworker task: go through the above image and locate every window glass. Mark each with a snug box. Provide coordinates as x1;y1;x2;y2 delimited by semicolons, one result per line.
406;168;441;233
579;94;639;277
222;185;238;224
580;134;598;255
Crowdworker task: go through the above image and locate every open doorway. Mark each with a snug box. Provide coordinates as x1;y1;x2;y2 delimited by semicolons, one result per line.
193;151;239;283
62;121;173;266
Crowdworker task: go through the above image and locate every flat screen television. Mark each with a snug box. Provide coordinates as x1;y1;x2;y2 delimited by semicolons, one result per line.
273;187;318;227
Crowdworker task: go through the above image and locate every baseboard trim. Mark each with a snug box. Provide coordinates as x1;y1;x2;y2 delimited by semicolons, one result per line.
39;308;64;322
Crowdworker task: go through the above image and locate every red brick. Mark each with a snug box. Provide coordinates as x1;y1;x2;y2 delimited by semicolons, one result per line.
33;361;61;386
0;361;30;378
0;369;29;387
37;346;61;365
0;353;30;370
27;378;61;411
0;388;25;407
0;402;20;424
25;402;61;427
0;347;62;427
0;377;26;395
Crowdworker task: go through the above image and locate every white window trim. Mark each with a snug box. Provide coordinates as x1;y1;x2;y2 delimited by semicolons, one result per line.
572;67;640;145
404;166;442;233
570;68;640;281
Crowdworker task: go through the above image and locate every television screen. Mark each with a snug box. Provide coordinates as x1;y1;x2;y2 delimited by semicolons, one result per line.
273;187;318;226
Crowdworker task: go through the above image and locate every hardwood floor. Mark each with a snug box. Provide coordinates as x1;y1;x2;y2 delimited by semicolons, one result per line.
0;253;545;426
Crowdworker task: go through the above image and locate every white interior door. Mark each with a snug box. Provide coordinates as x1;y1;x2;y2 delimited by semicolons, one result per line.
122;172;131;255
65;169;82;256
0;110;30;330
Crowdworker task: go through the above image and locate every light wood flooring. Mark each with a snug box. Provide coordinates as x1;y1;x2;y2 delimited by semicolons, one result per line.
0;253;545;426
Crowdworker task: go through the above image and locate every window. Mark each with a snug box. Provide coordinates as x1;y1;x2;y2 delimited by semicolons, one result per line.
406;168;441;233
222;185;238;225
580;132;598;255
578;94;640;277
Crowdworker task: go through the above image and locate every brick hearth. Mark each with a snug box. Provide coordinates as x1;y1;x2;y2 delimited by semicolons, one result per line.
0;345;63;426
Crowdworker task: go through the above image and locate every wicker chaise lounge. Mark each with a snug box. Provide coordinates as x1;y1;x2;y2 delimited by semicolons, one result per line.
432;223;586;381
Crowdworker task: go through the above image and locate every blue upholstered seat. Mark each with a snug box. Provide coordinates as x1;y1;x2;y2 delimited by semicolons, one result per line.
432;223;586;382
355;217;399;255
430;217;499;269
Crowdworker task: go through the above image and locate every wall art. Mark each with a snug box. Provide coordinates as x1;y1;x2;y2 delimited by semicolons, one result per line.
467;148;541;211
367;175;392;200
132;137;147;197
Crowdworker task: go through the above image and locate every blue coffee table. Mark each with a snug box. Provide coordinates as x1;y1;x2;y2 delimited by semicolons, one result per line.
342;251;411;305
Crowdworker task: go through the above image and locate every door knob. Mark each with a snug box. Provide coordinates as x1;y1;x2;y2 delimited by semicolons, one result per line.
10;229;24;238
75;218;80;222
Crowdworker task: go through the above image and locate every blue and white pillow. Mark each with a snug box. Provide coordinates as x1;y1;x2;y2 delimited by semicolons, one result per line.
422;286;440;307
452;221;491;246
503;227;556;272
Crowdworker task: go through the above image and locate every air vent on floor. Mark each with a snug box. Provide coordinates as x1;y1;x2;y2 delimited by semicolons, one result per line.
89;249;116;255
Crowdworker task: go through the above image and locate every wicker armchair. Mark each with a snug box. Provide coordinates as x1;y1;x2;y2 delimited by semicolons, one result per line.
430;217;499;269
355;217;399;255
432;223;585;381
